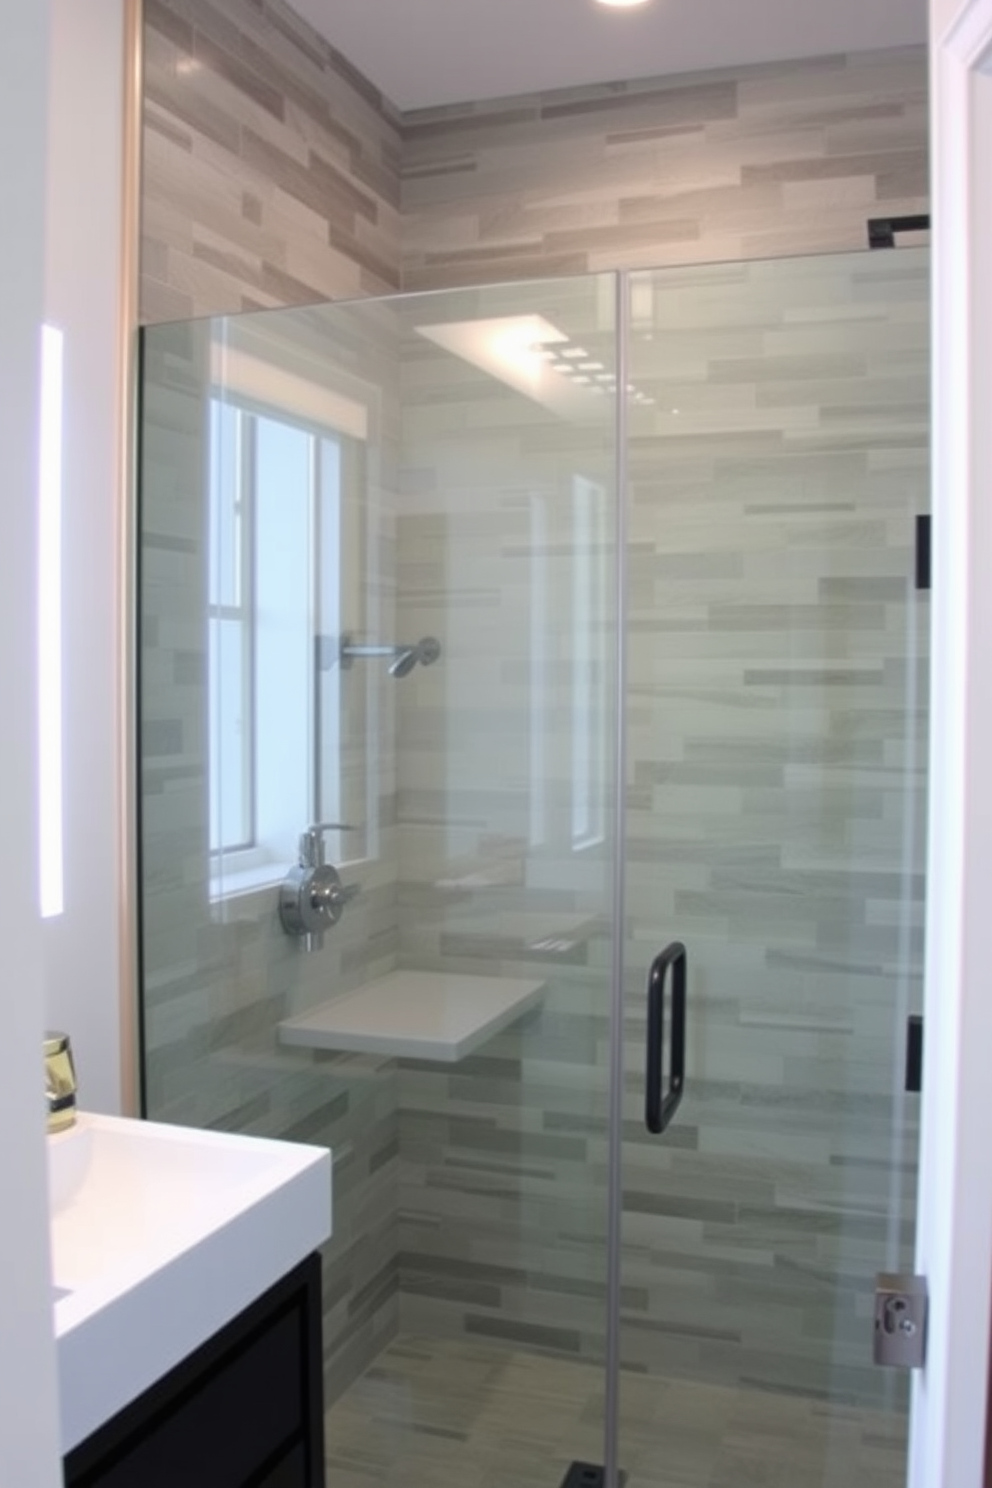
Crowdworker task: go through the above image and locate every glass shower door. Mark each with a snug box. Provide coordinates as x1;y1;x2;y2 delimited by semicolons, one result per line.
617;250;930;1487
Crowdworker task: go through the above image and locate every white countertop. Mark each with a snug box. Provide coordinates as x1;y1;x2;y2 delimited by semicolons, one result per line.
279;970;546;1062
50;1112;331;1454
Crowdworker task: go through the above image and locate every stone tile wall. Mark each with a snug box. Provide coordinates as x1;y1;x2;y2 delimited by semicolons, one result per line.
140;25;927;323
402;47;928;290
141;0;402;323
138;2;930;1416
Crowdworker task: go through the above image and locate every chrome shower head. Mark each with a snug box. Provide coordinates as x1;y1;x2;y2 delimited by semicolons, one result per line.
388;647;419;679
388;635;441;678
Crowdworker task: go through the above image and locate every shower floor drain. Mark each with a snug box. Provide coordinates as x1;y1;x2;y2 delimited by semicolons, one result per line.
559;1464;627;1488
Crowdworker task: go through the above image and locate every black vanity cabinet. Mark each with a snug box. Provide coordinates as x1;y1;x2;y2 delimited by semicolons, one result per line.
63;1254;325;1488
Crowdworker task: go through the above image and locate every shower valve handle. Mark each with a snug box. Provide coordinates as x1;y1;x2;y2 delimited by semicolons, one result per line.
310;873;360;921
299;822;353;869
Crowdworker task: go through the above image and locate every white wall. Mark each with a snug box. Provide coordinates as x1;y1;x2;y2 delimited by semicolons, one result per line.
44;0;129;1116
0;0;67;1481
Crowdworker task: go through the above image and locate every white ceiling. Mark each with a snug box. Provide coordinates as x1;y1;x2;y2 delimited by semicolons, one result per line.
290;0;928;113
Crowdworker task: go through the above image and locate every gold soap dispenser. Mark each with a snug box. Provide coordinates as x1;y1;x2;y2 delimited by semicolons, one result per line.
45;1031;77;1134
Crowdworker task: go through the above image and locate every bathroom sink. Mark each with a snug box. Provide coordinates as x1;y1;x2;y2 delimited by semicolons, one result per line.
50;1112;331;1455
48;1120;94;1215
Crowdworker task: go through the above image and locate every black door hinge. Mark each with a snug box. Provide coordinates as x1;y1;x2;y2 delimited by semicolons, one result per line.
906;1015;924;1094
916;515;931;591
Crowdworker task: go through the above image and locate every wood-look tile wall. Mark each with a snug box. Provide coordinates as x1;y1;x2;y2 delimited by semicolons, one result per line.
402;47;928;291
141;0;402;324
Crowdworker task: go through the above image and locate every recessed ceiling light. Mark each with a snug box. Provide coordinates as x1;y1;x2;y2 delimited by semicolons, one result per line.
596;0;652;8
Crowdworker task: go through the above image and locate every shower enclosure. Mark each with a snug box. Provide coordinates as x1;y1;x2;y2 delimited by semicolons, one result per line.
139;247;929;1488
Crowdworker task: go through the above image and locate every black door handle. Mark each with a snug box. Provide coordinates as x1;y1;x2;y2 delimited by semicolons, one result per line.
645;941;687;1135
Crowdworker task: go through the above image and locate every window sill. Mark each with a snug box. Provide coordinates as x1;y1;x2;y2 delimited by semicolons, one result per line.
209;861;288;903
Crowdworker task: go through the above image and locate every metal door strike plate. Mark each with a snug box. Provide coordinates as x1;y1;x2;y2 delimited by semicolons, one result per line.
874;1274;928;1369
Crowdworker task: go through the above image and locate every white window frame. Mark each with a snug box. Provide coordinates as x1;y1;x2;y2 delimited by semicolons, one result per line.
207;392;367;902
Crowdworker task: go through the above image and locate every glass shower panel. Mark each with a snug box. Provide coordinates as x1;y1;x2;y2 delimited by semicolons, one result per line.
139;275;620;1486
619;250;929;1487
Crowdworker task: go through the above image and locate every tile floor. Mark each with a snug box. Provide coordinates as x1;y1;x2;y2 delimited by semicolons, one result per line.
324;1335;907;1488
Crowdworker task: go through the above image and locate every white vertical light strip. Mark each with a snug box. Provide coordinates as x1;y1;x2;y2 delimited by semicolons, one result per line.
38;323;65;920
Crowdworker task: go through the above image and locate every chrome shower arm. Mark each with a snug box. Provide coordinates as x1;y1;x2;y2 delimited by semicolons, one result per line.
335;633;442;676
339;643;399;660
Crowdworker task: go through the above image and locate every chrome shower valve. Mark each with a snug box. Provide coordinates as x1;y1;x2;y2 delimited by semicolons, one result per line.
279;822;360;949
279;861;360;939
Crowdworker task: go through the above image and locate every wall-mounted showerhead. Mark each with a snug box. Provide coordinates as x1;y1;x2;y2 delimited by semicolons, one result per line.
388;647;419;679
388;636;441;677
336;633;442;678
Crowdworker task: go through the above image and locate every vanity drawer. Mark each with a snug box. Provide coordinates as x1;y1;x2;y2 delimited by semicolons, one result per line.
64;1254;324;1488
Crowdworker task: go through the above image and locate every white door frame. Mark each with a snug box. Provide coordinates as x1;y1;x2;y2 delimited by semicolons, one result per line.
912;1;992;1483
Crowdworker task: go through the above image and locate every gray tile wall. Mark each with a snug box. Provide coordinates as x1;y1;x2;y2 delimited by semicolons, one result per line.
141;0;402;323
137;0;930;1419
402;47;928;290
140;19;927;324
